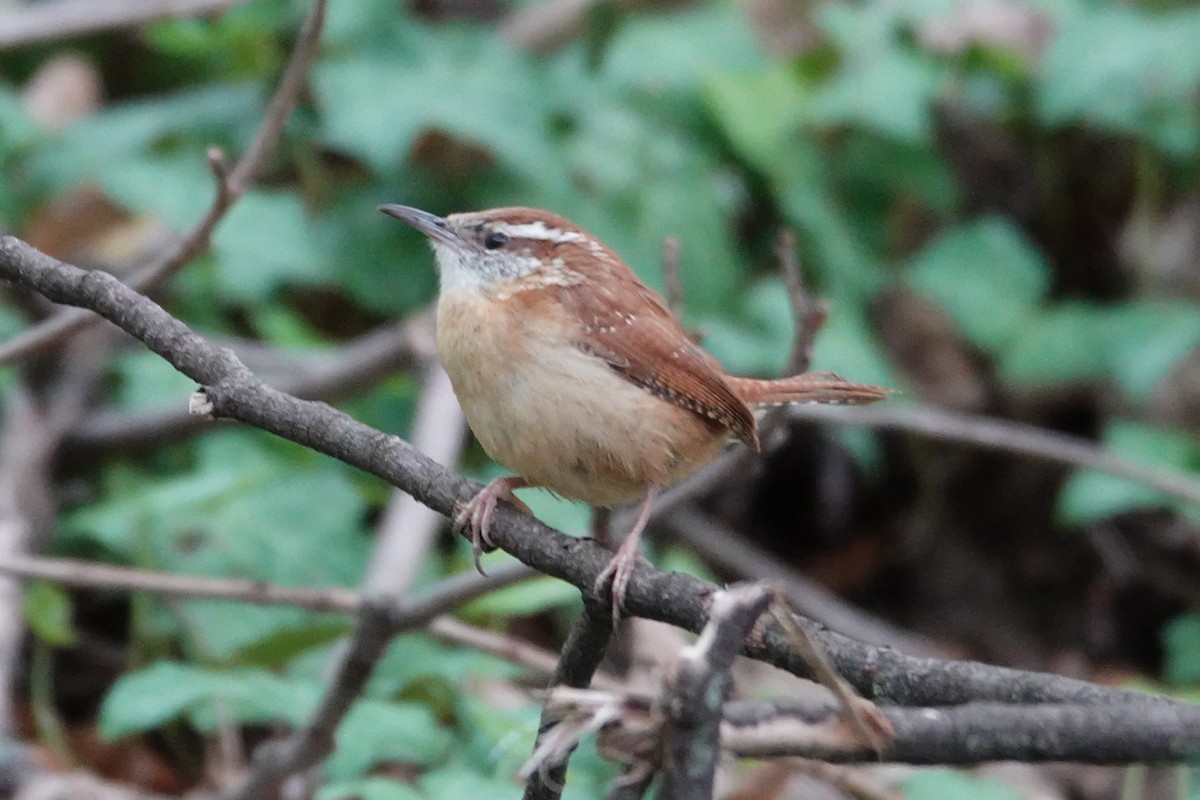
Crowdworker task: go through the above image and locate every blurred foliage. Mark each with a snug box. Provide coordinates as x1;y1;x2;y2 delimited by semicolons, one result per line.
902;769;1020;800
3;0;1200;794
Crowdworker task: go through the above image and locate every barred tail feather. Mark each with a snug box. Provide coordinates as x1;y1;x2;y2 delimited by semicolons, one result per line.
727;371;891;408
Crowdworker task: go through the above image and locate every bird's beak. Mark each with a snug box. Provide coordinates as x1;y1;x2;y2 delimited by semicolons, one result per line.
378;204;462;247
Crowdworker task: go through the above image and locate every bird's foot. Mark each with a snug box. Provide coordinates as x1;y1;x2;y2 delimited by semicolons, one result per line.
593;538;641;624
593;485;660;624
455;476;531;575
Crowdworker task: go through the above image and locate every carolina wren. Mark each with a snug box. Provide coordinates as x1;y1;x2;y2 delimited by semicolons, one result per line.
380;204;888;617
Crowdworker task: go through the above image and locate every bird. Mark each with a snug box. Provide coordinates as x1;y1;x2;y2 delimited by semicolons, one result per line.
380;204;889;618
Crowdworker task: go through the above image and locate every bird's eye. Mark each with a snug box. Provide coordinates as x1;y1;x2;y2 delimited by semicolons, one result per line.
483;232;510;250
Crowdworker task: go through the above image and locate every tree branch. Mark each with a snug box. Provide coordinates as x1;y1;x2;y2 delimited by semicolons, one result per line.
219;601;392;800
657;584;772;800
774;229;826;375
655;507;935;655
0;552;551;678
366;362;465;596
225;355;493;799
721;697;1200;764
0;0;247;49
545;688;1200;766
660;236;684;322
524;601;615;800
65;314;435;454
0;553;359;612
785;403;1200;510
0;235;1178;713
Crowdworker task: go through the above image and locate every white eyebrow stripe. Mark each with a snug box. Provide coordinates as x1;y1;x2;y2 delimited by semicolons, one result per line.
491;221;586;242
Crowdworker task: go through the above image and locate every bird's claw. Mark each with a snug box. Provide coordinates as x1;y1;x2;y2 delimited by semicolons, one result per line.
455;493;499;576
455;478;532;576
594;546;639;624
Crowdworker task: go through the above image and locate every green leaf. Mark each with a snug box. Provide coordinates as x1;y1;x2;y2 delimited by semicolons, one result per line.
699;279;792;376
1059;421;1200;523
212;191;326;301
64;431;369;658
454;694;540;773
0;87;44;161
23;582;78;647
1105;302;1200;402
313;30;549;173
1164;614;1200;687
998;303;1114;386
187;668;320;729
1037;7;1200;155
461;573;578;619
703;282;897;388
1000;300;1200;397
657;545;717;585
100;662;218;738
809;50;940;144
600;3;765;94
537;95;744;316
520;489;591;538
772;141;886;298
325;701;451;779
703;66;810;171
233;621;349;669
902;770;1020;800
905;217;1049;351
364;634;522;700
100;662;320;739
316;778;423;800
0;303;26;347
317;193;438;316
33;84;261;191
421;766;522;798
110;348;202;412
809;306;899;389
702;317;787;378
96;153;220;230
143;0;289;80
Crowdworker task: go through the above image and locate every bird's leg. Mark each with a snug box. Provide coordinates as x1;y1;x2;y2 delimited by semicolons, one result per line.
456;476;532;575
594;485;661;622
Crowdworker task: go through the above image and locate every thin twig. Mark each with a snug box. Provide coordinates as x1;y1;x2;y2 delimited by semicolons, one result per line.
523;601;615;800
0;335;110;737
226;505;529;799
657;584;772;800
775;229;827;375
220;601;393;800
0;0;246;49
66;314;435;453
0;393;62;739
394;561;536;624
769;603;893;755
0;551;547;676
366;363;466;595
655;507;935;655
0;553;359;612
606;769;654;800
222;563;539;800
787;760;903;800
786;403;1200;509
721;697;1200;763
427;616;565;680
541;690;1200;764
0;0;324;366
660;236;684;322
223;340;493;799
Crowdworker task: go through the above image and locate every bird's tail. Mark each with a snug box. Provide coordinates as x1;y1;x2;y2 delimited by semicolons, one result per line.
727;371;891;408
